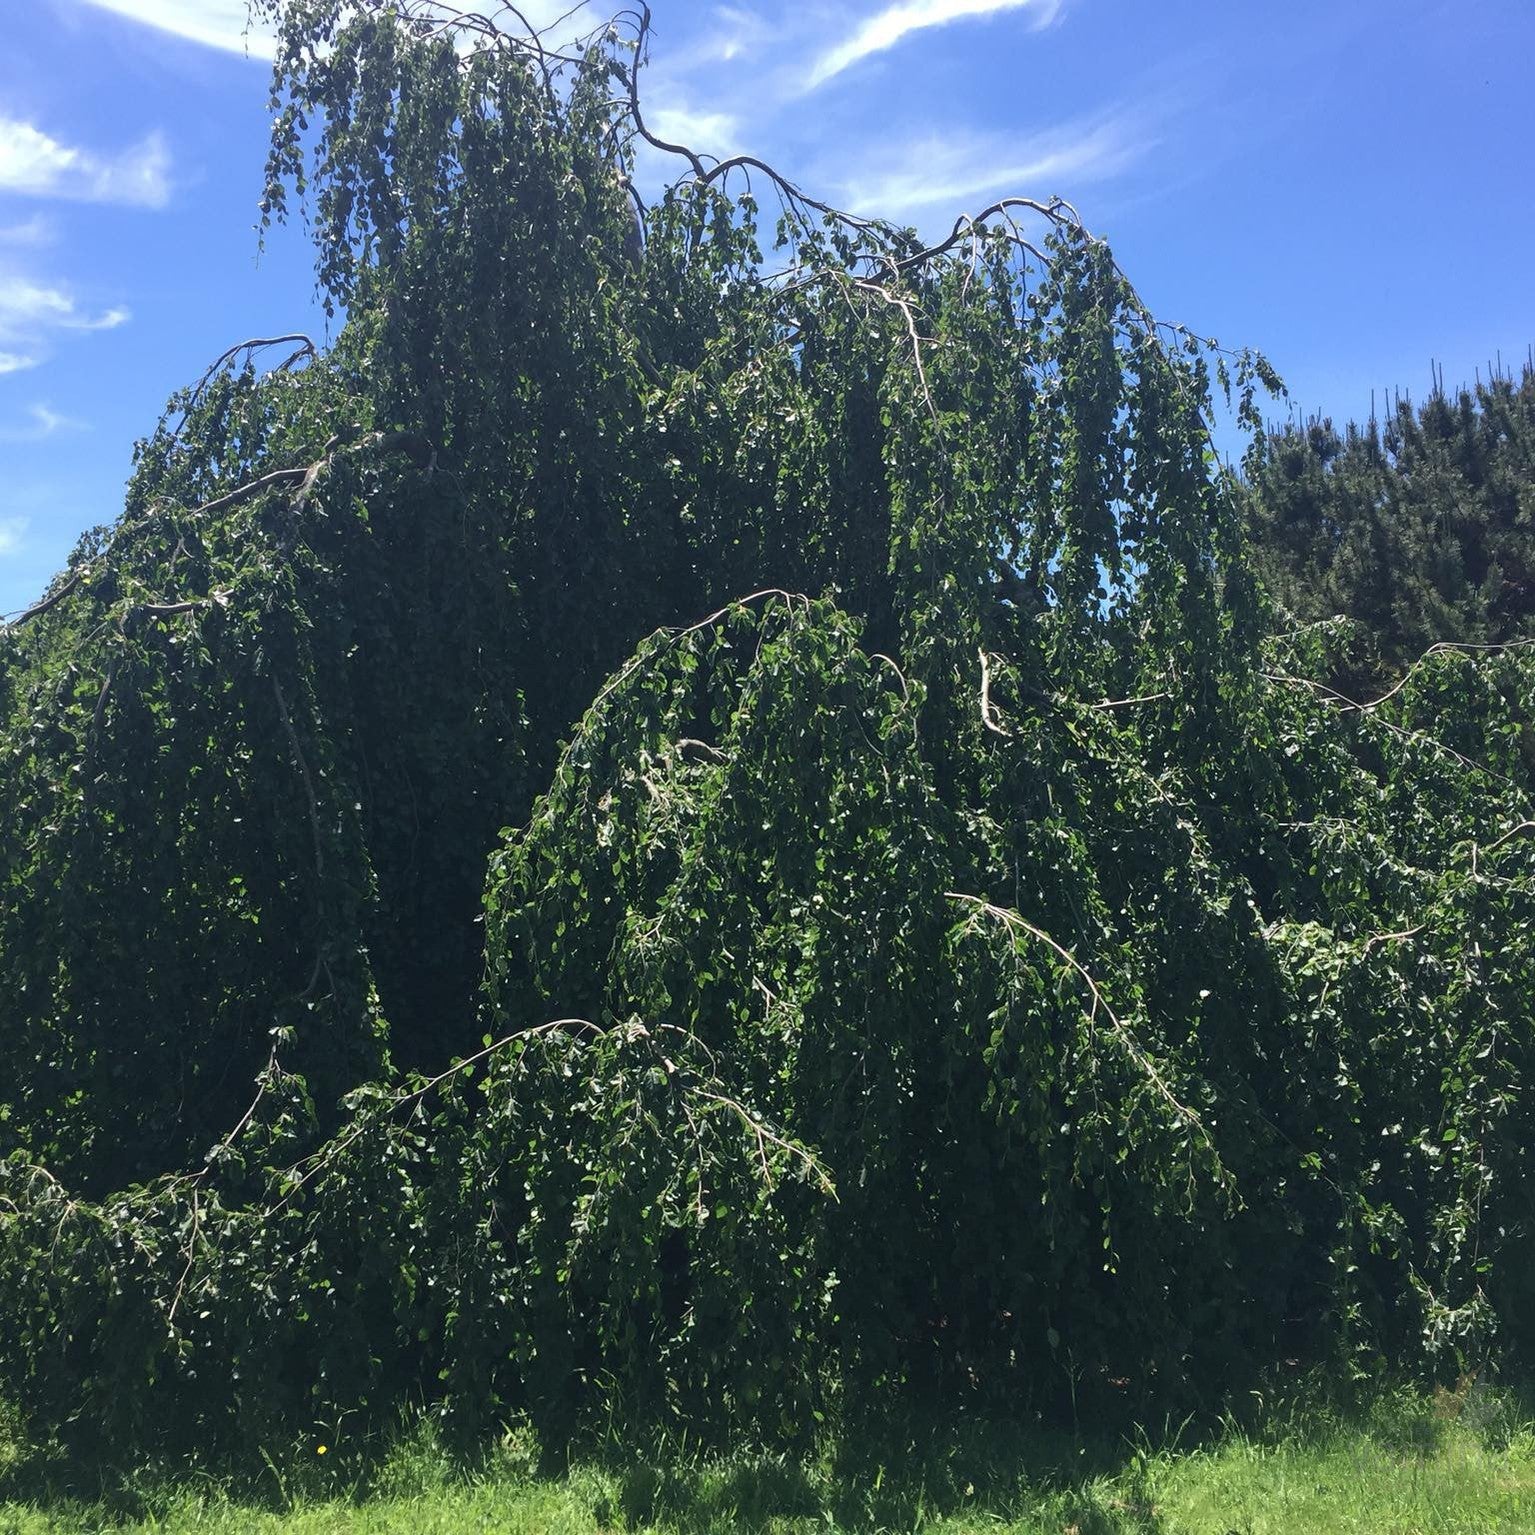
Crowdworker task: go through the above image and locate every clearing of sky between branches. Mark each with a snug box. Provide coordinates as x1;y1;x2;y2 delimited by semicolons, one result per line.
0;0;1532;1465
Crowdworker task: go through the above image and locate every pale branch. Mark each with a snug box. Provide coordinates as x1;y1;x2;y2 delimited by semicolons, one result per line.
259;1017;604;1219
1265;669;1529;800
1;430;435;638
978;649;1011;738
166;1189;202;1327
1360;924;1427;956
258;1013;833;1220
174;466;310;522
572;588;809;750
1090;692;1172;709
946;890;1230;1191
691;1088;838;1198
261;0;1274;467
89;654;119;748
1339;635;1535;714
188;333;316;393
1468;819;1535;877
139;601;204;619
619;2;1078;281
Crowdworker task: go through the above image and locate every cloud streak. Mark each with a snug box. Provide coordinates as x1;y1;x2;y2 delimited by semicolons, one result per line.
0;404;86;443
72;0;592;57
71;0;273;57
807;0;1064;90
0;275;129;342
645;102;742;157
0;273;130;375
837;111;1148;219
0;117;172;208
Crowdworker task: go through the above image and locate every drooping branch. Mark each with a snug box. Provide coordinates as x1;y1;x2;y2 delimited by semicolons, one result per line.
947;890;1231;1195
2;572;82;630
1;430;435;638
168;333;317;444
1265;667;1531;800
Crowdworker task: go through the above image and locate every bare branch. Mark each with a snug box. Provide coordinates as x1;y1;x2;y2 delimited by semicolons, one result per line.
2;572;81;632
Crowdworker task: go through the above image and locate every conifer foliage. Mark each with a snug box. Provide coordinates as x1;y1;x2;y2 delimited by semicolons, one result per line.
1248;364;1535;685
0;1;1530;1462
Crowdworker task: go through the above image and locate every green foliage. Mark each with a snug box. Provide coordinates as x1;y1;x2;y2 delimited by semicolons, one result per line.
0;0;1531;1469
1246;364;1535;687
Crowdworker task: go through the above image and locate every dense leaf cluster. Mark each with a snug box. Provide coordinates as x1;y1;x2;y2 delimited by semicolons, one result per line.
1247;364;1535;686
0;0;1530;1464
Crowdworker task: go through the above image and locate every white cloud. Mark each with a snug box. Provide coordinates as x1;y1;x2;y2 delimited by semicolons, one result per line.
0;121;76;193
0;516;28;558
646;104;742;156
68;305;131;332
685;5;778;65
0;117;172;208
0;276;73;334
0;273;130;373
0;275;129;342
0;404;86;443
839;114;1148;218
713;7;763;62
71;0;591;57
808;0;1064;90
71;0;274;57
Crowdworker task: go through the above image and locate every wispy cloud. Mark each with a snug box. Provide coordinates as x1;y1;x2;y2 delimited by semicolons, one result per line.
71;0;273;57
835;112;1148;219
0;516;28;559
713;6;766;62
0;273;129;374
0;117;171;208
0;275;129;342
0;214;55;248
0;404;86;443
679;5;778;66
646;103;742;156
807;0;1065;90
72;0;594;57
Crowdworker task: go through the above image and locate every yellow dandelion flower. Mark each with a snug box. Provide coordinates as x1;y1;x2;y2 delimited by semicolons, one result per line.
317;1444;328;1455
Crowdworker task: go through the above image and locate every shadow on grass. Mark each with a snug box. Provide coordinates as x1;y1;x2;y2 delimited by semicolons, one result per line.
3;1378;1531;1533
0;1405;1160;1533
586;1413;1155;1534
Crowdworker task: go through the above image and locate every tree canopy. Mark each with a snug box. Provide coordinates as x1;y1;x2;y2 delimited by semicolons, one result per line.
0;0;1531;1464
1247;362;1535;688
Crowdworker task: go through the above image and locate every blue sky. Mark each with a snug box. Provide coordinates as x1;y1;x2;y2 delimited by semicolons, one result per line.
2;0;1532;614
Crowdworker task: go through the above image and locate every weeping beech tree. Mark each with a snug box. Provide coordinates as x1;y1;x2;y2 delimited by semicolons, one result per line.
0;0;1532;1460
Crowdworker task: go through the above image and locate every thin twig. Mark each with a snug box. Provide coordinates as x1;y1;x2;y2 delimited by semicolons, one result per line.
691;1089;837;1197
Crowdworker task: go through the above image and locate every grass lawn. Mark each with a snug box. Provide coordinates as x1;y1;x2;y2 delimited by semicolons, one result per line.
2;1391;1532;1533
